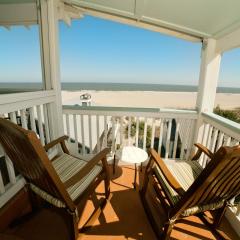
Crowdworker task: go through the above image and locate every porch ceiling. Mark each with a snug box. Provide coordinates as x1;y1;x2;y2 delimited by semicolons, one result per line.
0;0;35;3
69;0;240;41
1;0;240;42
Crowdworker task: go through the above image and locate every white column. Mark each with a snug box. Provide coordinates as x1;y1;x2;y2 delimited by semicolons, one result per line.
196;38;221;113
38;0;64;138
194;38;221;145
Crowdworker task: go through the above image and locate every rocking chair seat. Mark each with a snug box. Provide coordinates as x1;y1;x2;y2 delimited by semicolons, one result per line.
53;153;102;201
154;159;203;204
29;153;102;208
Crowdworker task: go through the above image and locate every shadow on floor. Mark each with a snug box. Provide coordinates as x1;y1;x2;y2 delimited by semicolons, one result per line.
2;165;239;240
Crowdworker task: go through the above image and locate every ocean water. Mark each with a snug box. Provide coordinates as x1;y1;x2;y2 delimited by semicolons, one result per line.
0;82;240;93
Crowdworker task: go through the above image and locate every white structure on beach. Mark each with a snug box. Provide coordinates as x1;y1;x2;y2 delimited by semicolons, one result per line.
80;93;91;106
0;0;240;238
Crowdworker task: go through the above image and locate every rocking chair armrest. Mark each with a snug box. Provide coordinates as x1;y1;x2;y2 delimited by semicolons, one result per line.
44;135;69;153
149;148;185;197
191;143;213;161
64;148;110;188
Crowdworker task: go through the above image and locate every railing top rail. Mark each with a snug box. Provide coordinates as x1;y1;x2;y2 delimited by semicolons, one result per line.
0;90;56;114
0;90;55;105
63;105;198;119
202;112;240;139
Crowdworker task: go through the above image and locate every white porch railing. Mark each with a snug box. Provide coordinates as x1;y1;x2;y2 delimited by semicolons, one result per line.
63;106;240;236
198;112;240;167
0;100;239;235
62;105;198;160
198;112;240;235
0;90;56;207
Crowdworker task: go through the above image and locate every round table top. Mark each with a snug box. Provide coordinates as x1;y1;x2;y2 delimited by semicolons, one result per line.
115;146;148;164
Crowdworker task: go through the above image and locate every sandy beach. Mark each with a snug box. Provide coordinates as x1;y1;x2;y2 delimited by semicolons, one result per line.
62;90;240;110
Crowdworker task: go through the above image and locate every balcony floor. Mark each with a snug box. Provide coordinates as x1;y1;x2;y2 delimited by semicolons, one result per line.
3;165;239;240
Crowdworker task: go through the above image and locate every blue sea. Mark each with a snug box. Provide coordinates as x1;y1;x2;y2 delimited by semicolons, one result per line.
0;82;240;94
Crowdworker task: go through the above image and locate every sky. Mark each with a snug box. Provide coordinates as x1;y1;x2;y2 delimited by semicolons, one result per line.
0;15;239;87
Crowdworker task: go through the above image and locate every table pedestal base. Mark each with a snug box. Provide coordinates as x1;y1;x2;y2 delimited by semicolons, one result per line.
134;163;137;189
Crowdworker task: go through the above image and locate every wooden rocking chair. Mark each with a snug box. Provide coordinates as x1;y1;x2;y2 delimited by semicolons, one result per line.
141;143;240;239
0;118;111;240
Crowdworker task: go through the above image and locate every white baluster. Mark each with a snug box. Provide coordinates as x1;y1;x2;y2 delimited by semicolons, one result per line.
29;107;36;132
180;120;188;160
96;115;100;152
151;118;156;148
66;114;70;140
43;105;50;143
224;136;231;146
136;117;139;148
36;105;45;145
143;118;147;151
203;125;213;165
73;114;78;154
158;119;163;155
88;115;92;153
201;123;209;146
185;119;195;161
104;115;107;148
111;117;116;153
173;121;180;159
165;119;172;159
210;128;219;152
9;112;17;124
128;117;131;146
20;109;27;129
206;126;213;149
216;132;224;150
80;115;85;154
120;117;123;146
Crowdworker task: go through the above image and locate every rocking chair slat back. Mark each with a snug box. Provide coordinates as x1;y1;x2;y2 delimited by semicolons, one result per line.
0;118;74;210
174;145;240;217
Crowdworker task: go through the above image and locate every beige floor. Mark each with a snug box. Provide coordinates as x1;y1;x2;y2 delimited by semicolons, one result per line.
4;165;239;240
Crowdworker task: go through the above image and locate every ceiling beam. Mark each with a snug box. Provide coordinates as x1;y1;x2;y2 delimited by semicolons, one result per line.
216;27;240;53
0;3;37;26
73;5;201;42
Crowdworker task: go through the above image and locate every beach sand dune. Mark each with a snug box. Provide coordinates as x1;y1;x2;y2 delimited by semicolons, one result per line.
62;91;240;110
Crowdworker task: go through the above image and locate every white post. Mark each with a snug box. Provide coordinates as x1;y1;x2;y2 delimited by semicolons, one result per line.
196;39;221;113
194;38;221;145
38;0;64;139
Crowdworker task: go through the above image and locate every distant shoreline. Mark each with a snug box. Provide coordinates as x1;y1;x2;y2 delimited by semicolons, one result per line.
1;82;240;94
62;90;240;110
61;82;240;93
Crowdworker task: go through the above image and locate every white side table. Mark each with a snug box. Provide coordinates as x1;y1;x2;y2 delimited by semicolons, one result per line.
115;146;148;189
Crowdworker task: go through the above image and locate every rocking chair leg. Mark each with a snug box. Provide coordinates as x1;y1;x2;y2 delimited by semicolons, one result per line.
65;209;79;240
162;219;175;240
141;171;150;194
213;204;227;228
101;156;111;199
104;177;110;199
73;215;79;240
113;155;116;175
